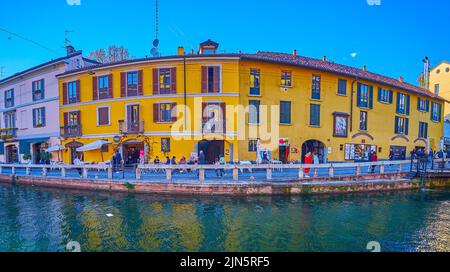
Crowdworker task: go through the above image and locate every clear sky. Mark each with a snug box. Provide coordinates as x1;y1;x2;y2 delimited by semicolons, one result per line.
1;0;449;85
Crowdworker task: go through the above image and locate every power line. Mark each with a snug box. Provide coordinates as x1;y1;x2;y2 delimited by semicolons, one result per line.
0;27;61;55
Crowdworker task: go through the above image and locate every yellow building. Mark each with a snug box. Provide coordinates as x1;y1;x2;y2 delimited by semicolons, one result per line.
56;40;445;164
429;61;450;117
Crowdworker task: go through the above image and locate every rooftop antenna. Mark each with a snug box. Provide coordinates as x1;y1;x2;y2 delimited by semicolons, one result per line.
150;0;160;57
64;30;74;47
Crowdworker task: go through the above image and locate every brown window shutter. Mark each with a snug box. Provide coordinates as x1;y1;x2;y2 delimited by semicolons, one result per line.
153;103;159;123
202;102;208;124
137;70;143;96
153;68;159;95
98;108;109;125
77;111;81;126
120;72;126;97
62;83;68;105
171;103;177;122
63;112;68;126
170;68;177;94
201;66;208;93
213;66;220;93
108;74;113;98
92;76;98;101
76;80;81;102
220;102;226;133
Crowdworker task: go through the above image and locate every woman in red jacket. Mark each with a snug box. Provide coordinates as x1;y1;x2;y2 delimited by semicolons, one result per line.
304;152;313;178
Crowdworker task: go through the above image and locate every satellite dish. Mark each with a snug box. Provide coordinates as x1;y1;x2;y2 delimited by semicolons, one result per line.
150;47;159;57
153;39;159;47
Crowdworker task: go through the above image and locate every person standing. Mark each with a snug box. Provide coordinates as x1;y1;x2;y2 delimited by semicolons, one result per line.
312;151;320;177
113;150;122;173
370;151;378;173
304;152;312;178
199;150;206;165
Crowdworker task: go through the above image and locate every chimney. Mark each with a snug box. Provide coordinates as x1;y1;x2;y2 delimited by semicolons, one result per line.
177;46;185;55
322;55;327;62
362;65;367;72
398;76;404;83
66;45;76;56
293;49;297;56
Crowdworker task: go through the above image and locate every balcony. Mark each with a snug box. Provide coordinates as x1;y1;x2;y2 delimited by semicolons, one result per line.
119;120;145;134
0;128;18;140
60;125;82;138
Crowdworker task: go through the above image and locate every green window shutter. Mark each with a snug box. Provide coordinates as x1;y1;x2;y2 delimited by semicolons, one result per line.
356;83;362;107
406;95;410;115
377;88;381;102
394;116;399;134
389;90;393;104
426;100;430;112
405;118;409;135
417;98;421;110
396;94;400;114
369;86;374;109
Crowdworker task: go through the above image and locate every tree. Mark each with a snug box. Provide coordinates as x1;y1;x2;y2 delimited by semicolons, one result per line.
88;45;131;64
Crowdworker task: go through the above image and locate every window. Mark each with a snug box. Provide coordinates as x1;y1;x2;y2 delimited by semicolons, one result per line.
248;139;258;152
4;111;16;128
394;116;409;135
431;102;442;122
98;76;110;100
280;101;291;124
396;93;410;115
202;66;221;93
281;71;292;87
249;100;260;124
32;79;45;101
68;111;80;126
417;98;429;112
434;84;440;95
156;103;174;123
161;138;171;152
67;81;78;104
419;122;428;138
333;113;348;137
97;107;110;126
446;67;450;73
360;111;368;131
378;88;392;103
357;83;373;108
32;107;46;128
4;89;14;108
250;69;260;95
312;75;321;100
159;68;172;94
127;71;138;96
310;104;320;126
337;79;347;96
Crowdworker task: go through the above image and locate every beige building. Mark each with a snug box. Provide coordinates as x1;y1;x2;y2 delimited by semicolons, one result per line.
429;61;450;117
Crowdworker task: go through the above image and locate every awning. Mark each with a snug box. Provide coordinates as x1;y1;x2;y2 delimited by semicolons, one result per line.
45;145;65;153
76;140;111;152
19;137;49;154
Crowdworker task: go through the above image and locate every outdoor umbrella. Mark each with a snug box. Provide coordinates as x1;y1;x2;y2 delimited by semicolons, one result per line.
76;140;111;161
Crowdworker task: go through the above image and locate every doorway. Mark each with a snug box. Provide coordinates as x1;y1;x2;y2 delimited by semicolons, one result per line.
279;145;290;163
123;141;144;165
33;143;43;164
65;141;84;164
198;140;224;164
302;140;326;163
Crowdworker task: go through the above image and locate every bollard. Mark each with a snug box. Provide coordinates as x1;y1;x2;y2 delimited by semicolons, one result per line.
314;168;318;178
26;167;31;176
266;168;272;180
0;166;3;174
199;168;205;183
11;167;16;175
328;165;334;178
380;164;385;174
398;163;403;173
356;165;361;176
136;167;141;180
82;168;88;179
61;167;67;178
166;169;173;182
298;166;304;179
233;168;239;182
42;167;48;177
107;167;113;180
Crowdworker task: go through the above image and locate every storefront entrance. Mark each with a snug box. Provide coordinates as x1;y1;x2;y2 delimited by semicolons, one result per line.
123;141;144;165
279;145;290;164
65;141;84;164
6;145;18;164
198;140;224;164
302;140;326;163
33;143;43;164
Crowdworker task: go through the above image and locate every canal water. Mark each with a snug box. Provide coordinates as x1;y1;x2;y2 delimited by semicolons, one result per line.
0;183;449;252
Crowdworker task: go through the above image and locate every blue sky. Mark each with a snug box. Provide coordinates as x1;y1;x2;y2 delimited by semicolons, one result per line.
1;0;449;85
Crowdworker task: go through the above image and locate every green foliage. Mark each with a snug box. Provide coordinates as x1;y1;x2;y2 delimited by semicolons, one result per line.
22;152;32;161
124;182;136;191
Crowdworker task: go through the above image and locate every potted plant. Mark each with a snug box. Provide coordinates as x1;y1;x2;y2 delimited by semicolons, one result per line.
40;152;52;165
22;152;32;164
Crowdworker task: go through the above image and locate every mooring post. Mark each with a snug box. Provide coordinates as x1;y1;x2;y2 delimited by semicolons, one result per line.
298;166;304;179
42;167;48;177
136;167;141;180
61;167;66;178
380;163;385;174
199;168;205;183
107;166;113;180
166;169;173;182
11;167;16;175
82;168;88;179
266;168;272;180
356;165;361;176
233;167;239;182
398;163;403;173
26;167;31;176
328;165;334;178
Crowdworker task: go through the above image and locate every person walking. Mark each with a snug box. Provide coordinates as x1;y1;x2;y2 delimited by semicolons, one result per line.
312;151;320;177
113;150;122;173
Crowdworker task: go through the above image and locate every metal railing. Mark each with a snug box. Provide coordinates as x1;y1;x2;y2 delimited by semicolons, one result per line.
0;128;18;140
119;120;145;134
60;125;82;137
1;159;448;184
